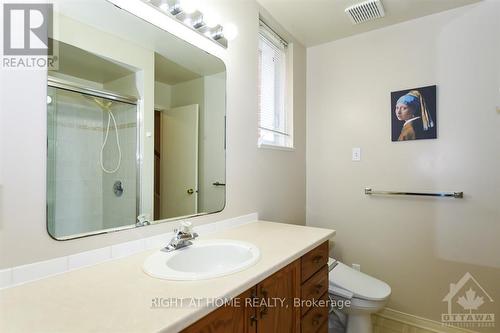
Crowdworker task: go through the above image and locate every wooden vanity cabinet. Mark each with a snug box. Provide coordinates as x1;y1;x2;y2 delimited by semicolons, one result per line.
181;242;329;333
256;260;301;333
181;288;256;333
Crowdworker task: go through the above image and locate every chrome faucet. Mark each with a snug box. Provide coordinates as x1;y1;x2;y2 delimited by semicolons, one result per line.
164;222;198;252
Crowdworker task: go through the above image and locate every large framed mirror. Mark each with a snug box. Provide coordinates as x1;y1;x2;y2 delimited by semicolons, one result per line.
46;0;226;240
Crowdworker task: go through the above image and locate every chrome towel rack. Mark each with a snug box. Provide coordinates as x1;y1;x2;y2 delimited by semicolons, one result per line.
365;188;463;199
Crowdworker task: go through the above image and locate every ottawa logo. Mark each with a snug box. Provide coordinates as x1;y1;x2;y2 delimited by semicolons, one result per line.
442;272;495;329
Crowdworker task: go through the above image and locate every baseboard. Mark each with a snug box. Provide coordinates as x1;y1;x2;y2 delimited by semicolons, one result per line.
373;308;479;333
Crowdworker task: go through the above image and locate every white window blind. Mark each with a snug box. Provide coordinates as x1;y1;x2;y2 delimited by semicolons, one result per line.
258;21;291;148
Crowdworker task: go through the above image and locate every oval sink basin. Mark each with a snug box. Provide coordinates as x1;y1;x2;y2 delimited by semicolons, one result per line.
143;239;260;280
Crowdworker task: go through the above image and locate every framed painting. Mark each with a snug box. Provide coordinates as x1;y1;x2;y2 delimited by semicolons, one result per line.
391;85;437;141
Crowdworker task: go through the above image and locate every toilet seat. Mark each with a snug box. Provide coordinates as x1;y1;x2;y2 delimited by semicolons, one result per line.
329;261;391;301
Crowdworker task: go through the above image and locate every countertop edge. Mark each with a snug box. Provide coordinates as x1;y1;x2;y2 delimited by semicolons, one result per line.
164;229;336;333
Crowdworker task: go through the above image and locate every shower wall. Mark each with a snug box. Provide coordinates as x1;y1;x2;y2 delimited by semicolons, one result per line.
47;87;138;238
102;103;137;230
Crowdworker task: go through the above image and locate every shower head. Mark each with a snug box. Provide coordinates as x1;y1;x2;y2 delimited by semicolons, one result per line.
84;95;113;111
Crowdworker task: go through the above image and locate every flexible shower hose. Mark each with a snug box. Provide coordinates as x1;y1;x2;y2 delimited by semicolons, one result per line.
94;98;122;174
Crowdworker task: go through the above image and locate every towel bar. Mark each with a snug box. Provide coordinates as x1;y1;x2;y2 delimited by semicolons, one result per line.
365;188;463;199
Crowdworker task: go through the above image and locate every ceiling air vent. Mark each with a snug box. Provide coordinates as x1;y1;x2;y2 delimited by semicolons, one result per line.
345;0;385;25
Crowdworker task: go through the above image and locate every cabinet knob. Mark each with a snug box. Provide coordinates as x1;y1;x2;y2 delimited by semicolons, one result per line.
259;307;268;319
312;314;323;326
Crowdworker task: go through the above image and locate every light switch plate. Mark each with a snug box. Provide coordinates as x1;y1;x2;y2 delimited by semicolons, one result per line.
352;147;361;161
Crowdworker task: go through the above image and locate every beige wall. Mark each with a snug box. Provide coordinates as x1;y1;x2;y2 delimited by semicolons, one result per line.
306;1;500;329
0;0;306;268
154;81;172;110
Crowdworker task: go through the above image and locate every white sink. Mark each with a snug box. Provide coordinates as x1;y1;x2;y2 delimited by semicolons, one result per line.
143;239;260;280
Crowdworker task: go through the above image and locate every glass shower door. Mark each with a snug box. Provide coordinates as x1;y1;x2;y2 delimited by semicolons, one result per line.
47;86;139;239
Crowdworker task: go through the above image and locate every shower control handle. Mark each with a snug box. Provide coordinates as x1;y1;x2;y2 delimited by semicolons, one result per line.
113;181;124;197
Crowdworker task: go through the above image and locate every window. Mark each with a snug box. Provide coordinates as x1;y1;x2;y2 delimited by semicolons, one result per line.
257;21;292;149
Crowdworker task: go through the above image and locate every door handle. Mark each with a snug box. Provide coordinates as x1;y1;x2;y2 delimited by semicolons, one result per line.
212;182;226;186
187;188;194;195
259;287;268;319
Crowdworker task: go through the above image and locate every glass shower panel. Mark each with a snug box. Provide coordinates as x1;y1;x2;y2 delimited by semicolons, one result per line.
47;86;138;239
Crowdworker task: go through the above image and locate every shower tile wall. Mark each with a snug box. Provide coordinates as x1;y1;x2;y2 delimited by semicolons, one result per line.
102;103;137;230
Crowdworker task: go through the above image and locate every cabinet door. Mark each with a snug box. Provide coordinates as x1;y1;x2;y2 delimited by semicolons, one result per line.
257;260;301;333
182;288;256;333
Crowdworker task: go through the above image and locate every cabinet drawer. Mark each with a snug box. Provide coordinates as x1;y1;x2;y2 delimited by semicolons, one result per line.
301;292;329;333
301;265;328;316
301;242;328;282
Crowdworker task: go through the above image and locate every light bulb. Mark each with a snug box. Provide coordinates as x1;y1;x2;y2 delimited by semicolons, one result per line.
203;10;220;28
223;23;238;41
211;27;223;40
158;1;169;12
47;96;52;105
192;15;204;29
180;0;197;14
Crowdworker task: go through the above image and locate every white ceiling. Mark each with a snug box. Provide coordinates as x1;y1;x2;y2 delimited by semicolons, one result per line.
257;0;481;47
55;40;134;84
155;53;201;85
54;41;202;86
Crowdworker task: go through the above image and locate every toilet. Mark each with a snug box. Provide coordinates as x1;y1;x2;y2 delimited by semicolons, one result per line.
328;258;391;333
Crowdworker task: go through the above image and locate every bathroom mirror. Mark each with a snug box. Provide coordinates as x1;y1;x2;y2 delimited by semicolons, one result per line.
46;0;226;240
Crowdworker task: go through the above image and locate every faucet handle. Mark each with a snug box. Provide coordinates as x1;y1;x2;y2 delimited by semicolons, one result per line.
180;221;193;234
136;214;151;227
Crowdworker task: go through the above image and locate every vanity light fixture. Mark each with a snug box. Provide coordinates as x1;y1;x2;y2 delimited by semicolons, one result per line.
142;0;237;48
179;0;197;14
222;23;238;41
158;1;169;12
203;10;220;28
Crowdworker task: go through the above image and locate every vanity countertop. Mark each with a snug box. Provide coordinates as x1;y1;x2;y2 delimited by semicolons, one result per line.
0;221;335;333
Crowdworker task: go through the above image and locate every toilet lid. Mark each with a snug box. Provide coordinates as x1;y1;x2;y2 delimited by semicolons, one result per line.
329;262;391;301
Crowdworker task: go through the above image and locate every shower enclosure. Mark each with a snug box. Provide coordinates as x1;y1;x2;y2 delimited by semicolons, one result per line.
47;78;140;239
